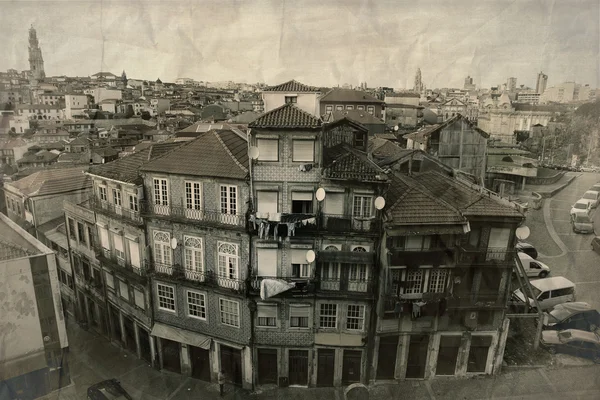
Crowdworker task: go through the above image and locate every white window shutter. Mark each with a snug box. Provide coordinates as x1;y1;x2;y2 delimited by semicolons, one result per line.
134;288;145;309
257;191;278;214
290;305;309;318
291;192;313;201
291;249;309;264
293;140;315;162
129;240;140;268
99;226;109;249
257;139;278;161
114;235;124;253
257;248;278;276
323;193;344;214
257;304;277;319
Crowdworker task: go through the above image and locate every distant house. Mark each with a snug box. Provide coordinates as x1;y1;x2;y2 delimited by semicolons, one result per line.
200;104;228;121
17;149;60;169
384;92;423;128
439;98;468;121
324;110;386;135
65;136;91;153
91;147;119;164
0;138;34;166
261;80;322;117
319;88;385;120
32;127;70;144
142;129;171;142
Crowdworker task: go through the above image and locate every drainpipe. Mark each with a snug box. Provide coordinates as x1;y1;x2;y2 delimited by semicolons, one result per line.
246;127;256;391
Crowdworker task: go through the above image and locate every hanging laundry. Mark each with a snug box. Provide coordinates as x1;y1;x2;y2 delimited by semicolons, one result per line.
264;223;271;239
258;221;265;238
273;223;279;240
286;222;296;237
412;301;426;319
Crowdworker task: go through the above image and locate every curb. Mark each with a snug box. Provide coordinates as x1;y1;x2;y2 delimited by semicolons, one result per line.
538;173;581;198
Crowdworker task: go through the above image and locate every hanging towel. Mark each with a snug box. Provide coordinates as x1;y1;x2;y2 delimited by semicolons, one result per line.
264;223;271;239
258;221;265;238
287;222;296;237
273;223;279;240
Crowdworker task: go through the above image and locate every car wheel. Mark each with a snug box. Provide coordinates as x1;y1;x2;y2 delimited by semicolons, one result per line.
547;346;557;355
539;271;549;278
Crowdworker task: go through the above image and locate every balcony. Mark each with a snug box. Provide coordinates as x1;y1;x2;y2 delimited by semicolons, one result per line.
94;245;148;280
150;262;246;293
446;291;506;309
389;248;456;266
249;275;316;296
458;246;515;265
141;201;246;229
320;213;380;234
90;197;143;225
318;277;373;294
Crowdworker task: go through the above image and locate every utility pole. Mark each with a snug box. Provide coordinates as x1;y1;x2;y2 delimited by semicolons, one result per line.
541;136;546;163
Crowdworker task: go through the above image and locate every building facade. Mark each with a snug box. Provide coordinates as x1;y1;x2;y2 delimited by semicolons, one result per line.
262;80;321;117
28;25;46;82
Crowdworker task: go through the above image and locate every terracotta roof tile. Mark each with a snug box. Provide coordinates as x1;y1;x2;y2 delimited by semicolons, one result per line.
320;88;383;103
6;167;91;197
324;144;386;182
263;80;319;93
249;104;322;129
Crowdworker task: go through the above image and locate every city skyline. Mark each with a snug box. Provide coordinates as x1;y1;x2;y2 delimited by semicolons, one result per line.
1;0;599;89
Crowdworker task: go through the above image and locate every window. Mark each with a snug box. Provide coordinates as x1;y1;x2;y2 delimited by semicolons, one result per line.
112;189;122;206
346;105;354;110
367;106;375;114
346;305;365;330
290;305;309;328
405;270;424;294
357;105;365;110
285;96;297;104
128;240;140;268
336;105;344;111
291;192;313;214
352;195;373;218
153;231;172;265
113;234;124;261
291;249;310;278
257;191;278;215
184;236;204;274
353;131;366;149
488;227;511;250
349;264;368;281
219;298;240;327
187;290;206;319
220;185;237;215
98;225;109;250
217;242;239;280
405;235;431;251
134;288;145;309
325;105;333;114
153;178;169;207
67;218;76;240
319;303;338;328
428;269;448;293
128;194;138;211
87;226;94;248
119;280;129;301
105;271;114;289
157;283;176;312
292;140;315;162
77;222;86;245
257;248;278;277
257;304;277;327
185;181;202;217
257;139;278;161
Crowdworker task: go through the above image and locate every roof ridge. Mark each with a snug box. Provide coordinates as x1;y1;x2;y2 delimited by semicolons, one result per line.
212;131;248;174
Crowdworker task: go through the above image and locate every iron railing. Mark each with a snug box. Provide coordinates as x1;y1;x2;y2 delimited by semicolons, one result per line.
90;197;143;225
249;275;316;294
141;201;246;228
320;213;381;233
458;246;516;264
446;291;506;309
249;275;372;294
150;261;246;292
94;245;148;278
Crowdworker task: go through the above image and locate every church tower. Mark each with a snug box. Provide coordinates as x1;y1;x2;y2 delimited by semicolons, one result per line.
28;25;46;82
413;68;423;93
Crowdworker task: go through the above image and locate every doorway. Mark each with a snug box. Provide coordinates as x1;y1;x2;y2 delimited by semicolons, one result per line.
220;345;242;386
257;348;278;385
436;336;461;375
109;304;122;344
123;316;137;354
316;349;335;387
406;335;429;379
190;346;211;382
138;328;152;363
161;338;181;374
342;350;362;385
377;336;398;380
288;350;309;386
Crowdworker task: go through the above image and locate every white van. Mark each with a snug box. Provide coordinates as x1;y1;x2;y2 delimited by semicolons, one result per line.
516;252;550;278
512;276;576;311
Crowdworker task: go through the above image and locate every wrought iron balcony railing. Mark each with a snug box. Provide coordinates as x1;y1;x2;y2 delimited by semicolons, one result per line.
446;291;506;309
249;275;316;294
141;201;246;228
320;213;381;234
248;275;372;295
90;197;143;225
458;246;516;265
149;261;245;292
94;245;148;278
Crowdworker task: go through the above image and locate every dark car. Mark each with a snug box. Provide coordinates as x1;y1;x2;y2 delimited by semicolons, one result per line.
516;242;538;259
591;236;600;255
87;379;132;400
543;302;600;332
541;329;600;363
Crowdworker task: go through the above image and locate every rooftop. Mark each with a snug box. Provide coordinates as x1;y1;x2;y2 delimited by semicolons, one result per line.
263;80;320;93
0;214;43;260
320;88;383;103
249;103;322;129
5;166;91;197
324;143;387;182
326;110;385;125
385;92;421;98
403;114;490;143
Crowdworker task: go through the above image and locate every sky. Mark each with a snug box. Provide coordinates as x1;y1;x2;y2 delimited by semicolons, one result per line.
1;0;599;89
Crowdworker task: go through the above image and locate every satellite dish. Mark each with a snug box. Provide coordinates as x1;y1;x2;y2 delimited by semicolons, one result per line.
170;238;178;249
43;336;50;342
248;146;259;160
394;125;399;132
374;196;386;210
306;250;316;263
515;226;530;240
315;188;326;202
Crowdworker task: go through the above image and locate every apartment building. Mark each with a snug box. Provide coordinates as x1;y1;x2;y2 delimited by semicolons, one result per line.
139;130;253;388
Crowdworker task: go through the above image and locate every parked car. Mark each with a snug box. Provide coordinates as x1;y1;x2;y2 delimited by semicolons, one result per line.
516;252;550;278
512;276;576;311
87;379;132;400
592;236;600;255
540;329;600;363
570;199;592;217
516;242;538;259
589;183;600;192
571;213;595;234
543;302;600;332
580;190;600;208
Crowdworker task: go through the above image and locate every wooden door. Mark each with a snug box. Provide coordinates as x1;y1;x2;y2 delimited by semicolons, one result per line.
257;348;278;385
436;336;461;376
161;338;181;374
288;350;309;386
138;328;152;363
190;346;211;382
220;345;242;385
406;335;429;378
376;336;398;380
316;349;335;387
342;350;362;385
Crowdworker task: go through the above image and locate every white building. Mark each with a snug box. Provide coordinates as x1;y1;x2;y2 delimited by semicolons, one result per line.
261;79;321;117
65;94;90;119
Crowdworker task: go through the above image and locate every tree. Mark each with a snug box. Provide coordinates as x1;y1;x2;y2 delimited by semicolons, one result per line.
140;111;151;120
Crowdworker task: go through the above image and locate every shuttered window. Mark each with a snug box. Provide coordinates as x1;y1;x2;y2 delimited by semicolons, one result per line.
257;248;278;277
292;140;315;162
257;304;277;327
257;139;278;161
134;288;145;309
488;228;511;250
289;305;309;328
113;234;124;260
291;192;313;201
128;240;140;268
291;249;310;278
323;193;344;215
98;226;109;249
257;191;278;214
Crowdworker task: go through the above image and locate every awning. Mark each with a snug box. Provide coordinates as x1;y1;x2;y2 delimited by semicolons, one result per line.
0;351;47;381
151;323;211;350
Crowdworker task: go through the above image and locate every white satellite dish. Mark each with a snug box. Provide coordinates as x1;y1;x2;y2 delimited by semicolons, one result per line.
374;196;386;210
170;238;178;249
315;188;326;202
515;226;530;240
394;125;399;132
248;146;260;160
306;250;316;263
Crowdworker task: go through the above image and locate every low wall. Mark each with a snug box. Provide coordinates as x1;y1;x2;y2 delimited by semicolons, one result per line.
526;169;565;185
537;174;579;198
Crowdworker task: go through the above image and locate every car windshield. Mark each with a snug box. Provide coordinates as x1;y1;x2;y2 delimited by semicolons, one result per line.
575;214;592;223
531;287;542;299
583;193;597;200
557;331;572;341
574;203;588;209
550;308;573;321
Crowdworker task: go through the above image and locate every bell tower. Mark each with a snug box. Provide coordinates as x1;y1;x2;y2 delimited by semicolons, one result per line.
28;25;46;82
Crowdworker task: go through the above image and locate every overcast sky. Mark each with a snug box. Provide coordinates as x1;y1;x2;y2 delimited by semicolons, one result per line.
2;0;599;89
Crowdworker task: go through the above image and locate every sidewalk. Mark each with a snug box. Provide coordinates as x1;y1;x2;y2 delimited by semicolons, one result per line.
37;320;600;400
515;172;580;201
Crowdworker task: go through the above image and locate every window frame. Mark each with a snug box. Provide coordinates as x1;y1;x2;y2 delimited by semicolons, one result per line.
292;140;315;163
256;303;278;328
156;282;176;313
186;290;207;320
256;139;279;162
319;303;338;329
352;195;373;218
289;304;310;329
219;298;240;328
346;304;365;331
220;184;238;215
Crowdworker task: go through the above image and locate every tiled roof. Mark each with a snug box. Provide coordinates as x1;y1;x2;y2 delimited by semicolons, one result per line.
385;92;420;98
88;142;185;184
18;150;59;164
6;167;91;197
140;130;248;180
92;147;119;157
69;137;91;146
58;152;89;163
320;88;382;103
327;110;385;125
403;114;489;142
324;144;387;182
263;80;319;93
368;139;414;163
249;104;322;129
0;138;28;150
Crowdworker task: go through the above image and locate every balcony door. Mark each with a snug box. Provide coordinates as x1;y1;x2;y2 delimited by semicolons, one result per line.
153;231;172;274
217;242;239;290
184;236;204;281
185;181;203;220
220;185;238;225
153;178;169;215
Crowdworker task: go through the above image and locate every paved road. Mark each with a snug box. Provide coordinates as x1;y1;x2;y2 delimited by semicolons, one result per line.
528;172;600;310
